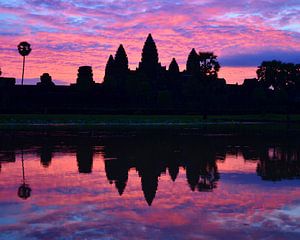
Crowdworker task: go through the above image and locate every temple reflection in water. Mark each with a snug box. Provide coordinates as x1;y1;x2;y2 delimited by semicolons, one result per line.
1;130;300;205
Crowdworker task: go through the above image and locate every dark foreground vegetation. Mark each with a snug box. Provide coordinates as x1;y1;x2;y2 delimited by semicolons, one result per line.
1;34;299;115
1;114;300;135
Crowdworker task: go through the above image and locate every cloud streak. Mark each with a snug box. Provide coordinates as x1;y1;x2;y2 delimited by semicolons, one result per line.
0;0;299;84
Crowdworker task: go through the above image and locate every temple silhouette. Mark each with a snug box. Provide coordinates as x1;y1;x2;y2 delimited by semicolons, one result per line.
0;34;300;114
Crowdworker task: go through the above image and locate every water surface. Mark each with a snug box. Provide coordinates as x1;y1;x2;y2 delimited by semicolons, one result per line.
0;129;300;239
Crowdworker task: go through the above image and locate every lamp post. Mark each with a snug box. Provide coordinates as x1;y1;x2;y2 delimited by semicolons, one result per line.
17;42;32;85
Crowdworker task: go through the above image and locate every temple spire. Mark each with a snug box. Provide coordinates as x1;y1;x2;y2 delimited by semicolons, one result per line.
169;58;179;74
103;55;115;84
186;48;199;74
114;44;129;73
141;34;159;66
138;34;162;84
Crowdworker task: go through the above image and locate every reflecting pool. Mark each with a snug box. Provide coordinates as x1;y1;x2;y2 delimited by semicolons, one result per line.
0;129;300;239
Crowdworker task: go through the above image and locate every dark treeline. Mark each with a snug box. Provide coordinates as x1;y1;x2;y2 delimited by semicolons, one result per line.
1;130;300;204
1;34;300;114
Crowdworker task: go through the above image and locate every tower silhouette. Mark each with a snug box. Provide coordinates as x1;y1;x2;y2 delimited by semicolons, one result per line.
40;145;53;168
104;159;129;196
76;66;95;88
186;48;199;75
114;44;129;74
141;173;158;206
104;55;115;84
169;58;180;75
76;145;94;174
138;34;162;84
37;73;55;88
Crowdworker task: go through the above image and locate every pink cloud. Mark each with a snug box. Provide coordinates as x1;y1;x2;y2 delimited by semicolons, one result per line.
0;0;299;84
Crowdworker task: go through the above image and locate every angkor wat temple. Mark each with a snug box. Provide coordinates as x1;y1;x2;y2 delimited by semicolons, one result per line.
1;34;300;114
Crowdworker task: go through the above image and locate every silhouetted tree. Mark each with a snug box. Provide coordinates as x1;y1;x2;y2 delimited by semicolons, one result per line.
257;60;300;91
197;161;219;192
257;60;283;90
186;161;201;191
198;52;220;79
296;64;300;85
257;146;300;181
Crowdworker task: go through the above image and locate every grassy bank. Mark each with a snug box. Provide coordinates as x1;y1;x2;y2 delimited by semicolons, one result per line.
0;114;300;134
0;114;300;125
0;114;299;126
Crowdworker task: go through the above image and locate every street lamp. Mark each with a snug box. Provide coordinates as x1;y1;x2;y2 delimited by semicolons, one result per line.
18;42;32;85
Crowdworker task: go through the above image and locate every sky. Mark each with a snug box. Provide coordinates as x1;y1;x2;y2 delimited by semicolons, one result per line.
0;0;300;85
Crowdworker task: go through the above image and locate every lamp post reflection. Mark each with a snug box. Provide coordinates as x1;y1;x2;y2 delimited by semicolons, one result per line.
18;150;32;200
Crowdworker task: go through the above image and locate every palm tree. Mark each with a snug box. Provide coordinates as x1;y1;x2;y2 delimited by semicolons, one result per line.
18;42;32;85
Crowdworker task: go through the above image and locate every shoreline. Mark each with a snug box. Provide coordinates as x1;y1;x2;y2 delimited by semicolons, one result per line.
0;114;300;131
0;114;299;123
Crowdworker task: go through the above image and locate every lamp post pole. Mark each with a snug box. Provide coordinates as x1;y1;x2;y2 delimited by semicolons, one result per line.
17;42;32;85
21;56;25;85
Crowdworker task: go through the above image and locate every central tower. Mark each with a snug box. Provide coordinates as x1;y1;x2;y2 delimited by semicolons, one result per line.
138;34;162;83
